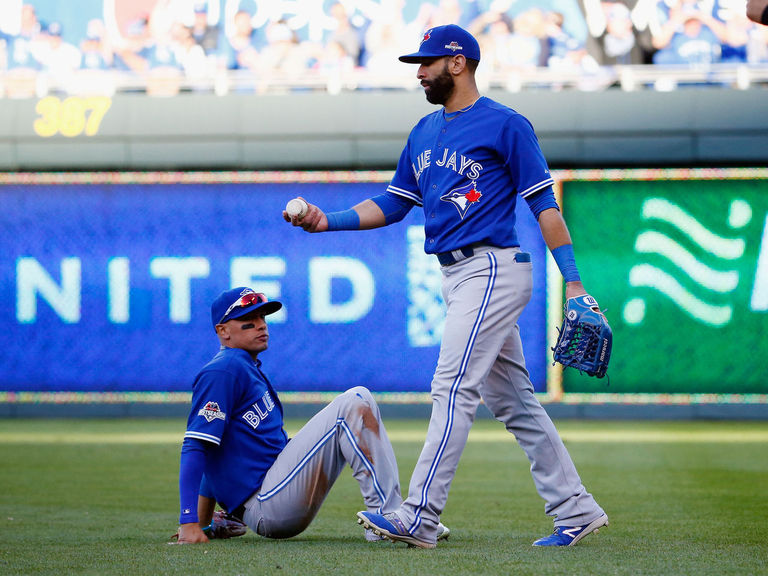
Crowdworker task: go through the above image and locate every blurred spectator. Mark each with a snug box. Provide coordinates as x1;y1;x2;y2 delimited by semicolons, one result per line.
326;2;363;66
76;18;115;95
470;10;519;74
171;21;208;82
114;15;151;74
508;8;550;69
259;18;316;85
1;3;43;97
219;10;261;72
79;19;113;71
583;0;648;64
437;0;474;27
545;10;591;67
113;8;184;96
712;0;768;63
719;11;754;62
39;22;81;72
189;2;219;56
37;21;82;93
313;38;357;93
0;0;766;96
651;0;729;66
404;0;476;40
362;0;416;81
3;3;43;71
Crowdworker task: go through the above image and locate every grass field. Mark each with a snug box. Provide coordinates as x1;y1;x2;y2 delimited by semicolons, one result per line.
1;417;767;575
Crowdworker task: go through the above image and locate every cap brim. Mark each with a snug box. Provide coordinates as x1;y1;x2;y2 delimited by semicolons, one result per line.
399;52;439;63
225;300;282;322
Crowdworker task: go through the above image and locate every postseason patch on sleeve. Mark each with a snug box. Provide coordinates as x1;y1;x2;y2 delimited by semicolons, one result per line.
198;401;227;423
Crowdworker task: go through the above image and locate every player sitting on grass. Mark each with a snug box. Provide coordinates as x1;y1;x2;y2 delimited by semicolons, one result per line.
173;286;448;544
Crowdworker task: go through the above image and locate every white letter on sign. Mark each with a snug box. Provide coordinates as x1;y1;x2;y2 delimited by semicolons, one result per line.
309;257;374;323
16;257;81;323
150;257;210;323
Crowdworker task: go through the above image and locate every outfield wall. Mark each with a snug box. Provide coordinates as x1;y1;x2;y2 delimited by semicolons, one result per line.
1;168;767;420
1;88;767;170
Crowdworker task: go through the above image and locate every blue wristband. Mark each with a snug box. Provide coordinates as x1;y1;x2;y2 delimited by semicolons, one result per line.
551;244;580;283
325;209;360;231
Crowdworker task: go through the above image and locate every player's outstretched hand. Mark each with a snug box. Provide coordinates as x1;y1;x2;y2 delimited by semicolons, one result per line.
282;198;328;233
171;522;210;544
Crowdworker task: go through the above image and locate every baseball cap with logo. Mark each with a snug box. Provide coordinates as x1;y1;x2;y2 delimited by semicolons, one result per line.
211;287;282;327
399;24;481;63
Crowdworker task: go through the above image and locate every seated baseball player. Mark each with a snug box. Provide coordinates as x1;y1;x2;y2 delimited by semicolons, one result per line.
173;286;448;544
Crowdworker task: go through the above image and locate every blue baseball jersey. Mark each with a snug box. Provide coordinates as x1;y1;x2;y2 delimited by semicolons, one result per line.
387;96;554;254
184;347;288;513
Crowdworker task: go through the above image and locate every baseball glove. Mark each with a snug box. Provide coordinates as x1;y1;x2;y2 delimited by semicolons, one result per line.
170;510;247;542
203;510;248;539
553;294;612;378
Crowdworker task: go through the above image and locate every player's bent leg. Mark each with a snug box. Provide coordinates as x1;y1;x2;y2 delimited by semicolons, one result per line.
242;387;401;539
333;386;402;514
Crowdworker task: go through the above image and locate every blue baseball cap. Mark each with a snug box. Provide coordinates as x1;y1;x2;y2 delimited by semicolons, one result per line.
211;287;282;327
399;24;481;63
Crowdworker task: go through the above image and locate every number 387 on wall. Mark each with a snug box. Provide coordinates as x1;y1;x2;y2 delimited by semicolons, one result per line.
33;96;112;138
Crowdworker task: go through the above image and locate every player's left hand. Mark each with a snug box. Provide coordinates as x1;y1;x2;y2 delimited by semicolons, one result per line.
171;522;210;544
565;280;587;300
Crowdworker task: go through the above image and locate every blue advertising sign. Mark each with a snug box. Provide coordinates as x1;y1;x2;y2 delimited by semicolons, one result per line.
0;176;547;393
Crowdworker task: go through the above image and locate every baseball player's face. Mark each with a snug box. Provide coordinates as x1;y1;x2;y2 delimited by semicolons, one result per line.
218;312;270;356
417;56;455;105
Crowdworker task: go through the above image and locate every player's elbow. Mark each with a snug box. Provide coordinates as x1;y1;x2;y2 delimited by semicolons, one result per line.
747;0;768;22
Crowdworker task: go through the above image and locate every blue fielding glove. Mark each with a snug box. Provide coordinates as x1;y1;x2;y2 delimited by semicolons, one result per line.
553;295;612;379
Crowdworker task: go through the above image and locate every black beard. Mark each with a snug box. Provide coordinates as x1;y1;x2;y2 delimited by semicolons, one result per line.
424;62;454;105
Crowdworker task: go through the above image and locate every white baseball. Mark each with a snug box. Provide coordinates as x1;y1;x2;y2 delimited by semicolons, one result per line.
286;198;308;218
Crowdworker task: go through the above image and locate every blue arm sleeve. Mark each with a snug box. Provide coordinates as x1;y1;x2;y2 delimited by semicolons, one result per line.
370;192;415;224
551;244;581;283
179;437;210;524
524;185;559;220
326;209;360;231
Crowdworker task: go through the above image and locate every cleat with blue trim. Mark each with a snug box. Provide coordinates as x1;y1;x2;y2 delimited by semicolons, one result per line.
357;511;436;548
533;514;608;547
365;522;449;542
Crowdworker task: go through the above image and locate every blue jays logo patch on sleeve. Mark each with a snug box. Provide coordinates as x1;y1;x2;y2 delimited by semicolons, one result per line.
198;401;226;422
441;181;482;219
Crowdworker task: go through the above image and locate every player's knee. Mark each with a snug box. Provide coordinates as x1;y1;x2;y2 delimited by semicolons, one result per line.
345;386;373;402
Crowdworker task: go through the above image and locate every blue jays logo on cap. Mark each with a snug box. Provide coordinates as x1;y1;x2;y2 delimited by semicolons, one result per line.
399;24;481;63
441;180;482;219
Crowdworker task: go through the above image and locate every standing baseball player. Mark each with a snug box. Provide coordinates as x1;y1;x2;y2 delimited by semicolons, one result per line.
175;287;451;543
283;24;607;548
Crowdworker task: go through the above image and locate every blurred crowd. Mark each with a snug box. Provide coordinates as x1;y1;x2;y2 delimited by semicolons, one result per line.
1;0;767;96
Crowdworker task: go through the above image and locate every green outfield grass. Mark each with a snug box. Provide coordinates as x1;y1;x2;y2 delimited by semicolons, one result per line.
1;417;766;575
